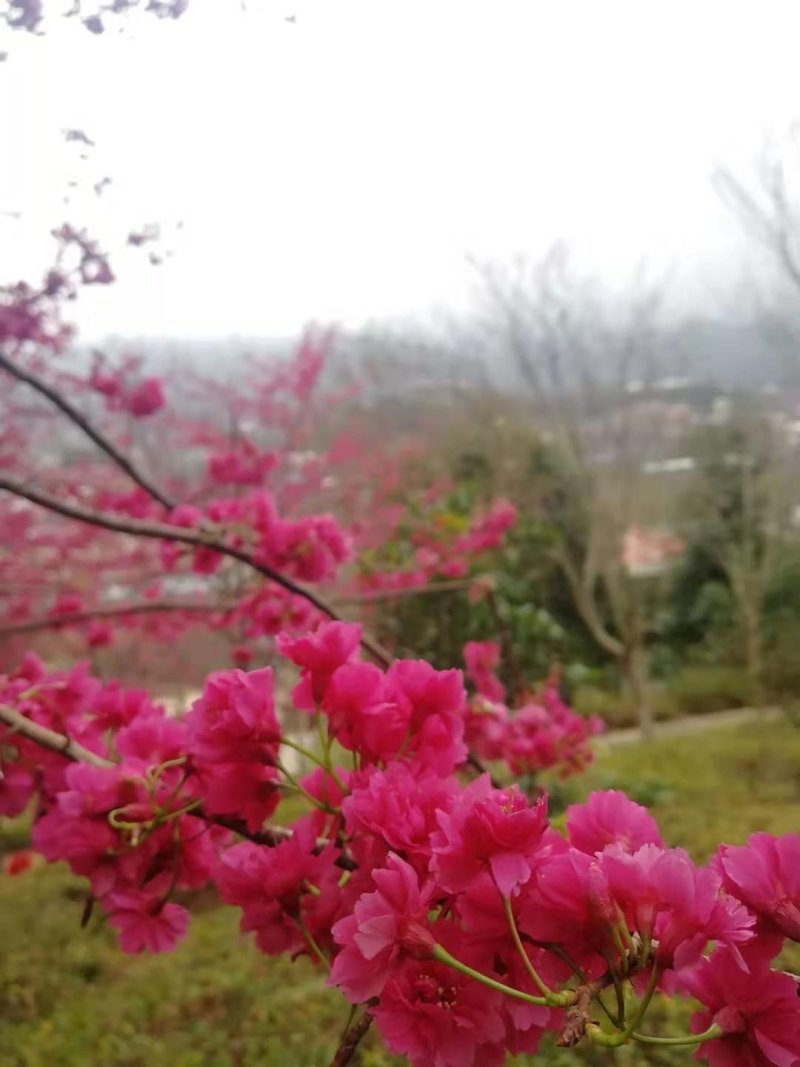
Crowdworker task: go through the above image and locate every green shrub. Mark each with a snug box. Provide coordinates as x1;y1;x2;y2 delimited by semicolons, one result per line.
667;665;753;716
764;620;800;698
572;684;678;729
575;666;754;729
3;721;800;1065
572;685;633;728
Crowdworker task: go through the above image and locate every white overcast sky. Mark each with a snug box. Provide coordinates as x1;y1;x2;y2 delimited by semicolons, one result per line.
3;0;800;339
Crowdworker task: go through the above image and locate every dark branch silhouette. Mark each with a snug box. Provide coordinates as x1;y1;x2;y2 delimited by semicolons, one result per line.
0;351;175;511
0;475;393;666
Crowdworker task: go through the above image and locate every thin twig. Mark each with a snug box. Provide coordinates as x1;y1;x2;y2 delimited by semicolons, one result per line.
335;577;475;605
0;351;175;511
329;1011;373;1067
0;600;226;639
0;703;287;848
0;476;392;667
557;975;614;1047
0;702;112;766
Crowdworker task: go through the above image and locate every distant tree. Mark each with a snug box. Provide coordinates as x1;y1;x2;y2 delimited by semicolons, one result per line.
474;247;680;739
715;127;800;298
681;407;797;703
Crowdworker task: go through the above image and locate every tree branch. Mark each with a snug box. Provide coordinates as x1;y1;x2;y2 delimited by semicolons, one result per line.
0;600;226;639
0;351;175;511
329;1011;373;1067
0;702;292;848
0;701;112;767
335;577;475;605
0;476;392;667
552;544;625;659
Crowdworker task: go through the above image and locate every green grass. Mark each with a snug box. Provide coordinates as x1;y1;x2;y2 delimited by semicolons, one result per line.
2;719;799;1066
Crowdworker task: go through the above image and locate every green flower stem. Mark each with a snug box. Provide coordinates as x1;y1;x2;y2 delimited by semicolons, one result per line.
337;1003;359;1046
276;760;336;813
432;943;575;1008
281;737;346;793
588;1021;724;1049
296;918;330;971
163;798;202;820
585;964;662;1047
502;895;555;999
611;925;629;969
632;1025;723;1046
315;711;332;767
281;736;326;765
539;944;619;1028
163;771;190;805
622;965;660;1039
150;755;188;780
611;976;626;1029
585;1024;627;1048
619;922;636;952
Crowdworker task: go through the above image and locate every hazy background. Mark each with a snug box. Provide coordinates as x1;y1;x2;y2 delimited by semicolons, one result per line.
5;0;800;343
7;8;800;1065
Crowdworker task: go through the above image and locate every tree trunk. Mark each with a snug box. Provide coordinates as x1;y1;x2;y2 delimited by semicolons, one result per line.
622;644;654;742
742;601;765;707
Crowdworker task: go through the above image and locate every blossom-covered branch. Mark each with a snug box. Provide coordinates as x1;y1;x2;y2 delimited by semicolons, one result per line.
0;599;224;639
0;351;175;511
3;623;796;1065
0;475;392;667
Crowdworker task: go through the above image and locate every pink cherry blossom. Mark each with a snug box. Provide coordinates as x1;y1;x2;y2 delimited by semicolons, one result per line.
330;853;435;1002
106;876;189;953
374;928;508;1067
566;789;664;855
431;776;548;897
715;832;800;945
386;659;467;775
680;947;800;1067
276;621;362;710
463;641;506;703
124;377;165;417
342;761;457;874
323;662;408;762
217;821;340;959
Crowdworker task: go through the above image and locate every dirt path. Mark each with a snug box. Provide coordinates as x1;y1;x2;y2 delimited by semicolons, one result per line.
598;706;784;748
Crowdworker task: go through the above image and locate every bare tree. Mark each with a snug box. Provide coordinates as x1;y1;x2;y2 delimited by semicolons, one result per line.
475;248;678;739
714;126;800;297
683;407;797;705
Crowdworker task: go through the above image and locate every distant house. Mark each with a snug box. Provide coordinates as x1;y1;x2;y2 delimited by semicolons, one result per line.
622;525;686;577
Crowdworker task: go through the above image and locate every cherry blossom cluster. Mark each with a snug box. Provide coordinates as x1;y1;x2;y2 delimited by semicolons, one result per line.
357;497;519;591
463;640;604;779
160;492;351;584
1;285;522;673
2;622;800;1066
88;352;166;418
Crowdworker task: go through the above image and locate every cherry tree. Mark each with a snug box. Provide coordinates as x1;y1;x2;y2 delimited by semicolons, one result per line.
0;247;798;1066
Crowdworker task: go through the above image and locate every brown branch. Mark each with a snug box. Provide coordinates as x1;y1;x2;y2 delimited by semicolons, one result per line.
335;577;475;605
552;544;625;659
0;483;498;782
0;476;392;667
329;1011;373;1067
0;600;227;639
0;703;293;849
0;701;113;767
0;351;175;511
557;976;612;1047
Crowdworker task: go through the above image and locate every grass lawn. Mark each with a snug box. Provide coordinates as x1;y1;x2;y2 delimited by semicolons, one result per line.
2;718;799;1067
